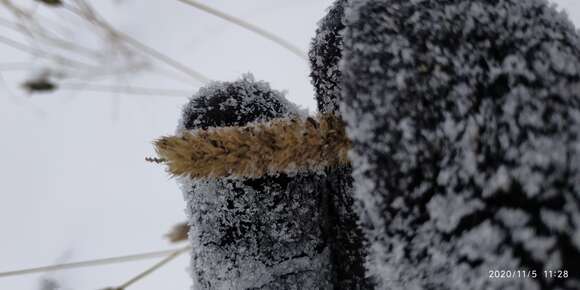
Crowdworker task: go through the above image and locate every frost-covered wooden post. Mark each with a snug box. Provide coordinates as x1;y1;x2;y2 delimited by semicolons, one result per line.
341;0;580;289
177;75;333;289
309;0;370;288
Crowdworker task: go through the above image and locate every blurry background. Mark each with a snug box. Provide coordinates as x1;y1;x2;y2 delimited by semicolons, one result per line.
0;1;579;289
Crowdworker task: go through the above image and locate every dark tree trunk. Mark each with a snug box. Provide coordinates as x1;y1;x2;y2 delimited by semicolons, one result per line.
178;75;334;289
341;1;580;289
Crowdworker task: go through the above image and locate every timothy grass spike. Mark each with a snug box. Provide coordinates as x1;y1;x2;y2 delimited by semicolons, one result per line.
154;113;351;178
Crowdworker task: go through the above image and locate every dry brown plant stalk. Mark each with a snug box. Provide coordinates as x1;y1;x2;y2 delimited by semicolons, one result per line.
153;114;351;178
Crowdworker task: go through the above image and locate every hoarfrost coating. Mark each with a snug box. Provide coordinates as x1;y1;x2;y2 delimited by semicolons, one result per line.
309;0;371;288
178;75;351;289
309;0;348;114
341;0;580;289
179;74;301;132
178;75;332;289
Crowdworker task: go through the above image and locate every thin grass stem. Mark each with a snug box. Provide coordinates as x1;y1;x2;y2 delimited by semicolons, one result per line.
176;0;307;61
0;246;192;278
0;34;97;70
115;246;189;290
62;1;211;84
58;82;193;97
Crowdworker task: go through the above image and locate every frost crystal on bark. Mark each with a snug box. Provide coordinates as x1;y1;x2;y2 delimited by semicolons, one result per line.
309;0;348;114
341;1;580;289
310;1;371;288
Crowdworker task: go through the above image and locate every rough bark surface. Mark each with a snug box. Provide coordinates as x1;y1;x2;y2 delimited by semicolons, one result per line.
179;75;333;289
310;1;371;289
341;1;580;289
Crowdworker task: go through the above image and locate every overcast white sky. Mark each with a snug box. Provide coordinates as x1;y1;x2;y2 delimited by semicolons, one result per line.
0;1;579;289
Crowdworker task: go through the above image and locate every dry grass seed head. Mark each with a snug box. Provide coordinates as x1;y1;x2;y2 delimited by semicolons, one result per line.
153;114;351;179
165;222;190;243
35;0;63;7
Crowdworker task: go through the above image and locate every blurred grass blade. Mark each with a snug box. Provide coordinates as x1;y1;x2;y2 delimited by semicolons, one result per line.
0;246;192;278
113;247;189;290
176;0;307;61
